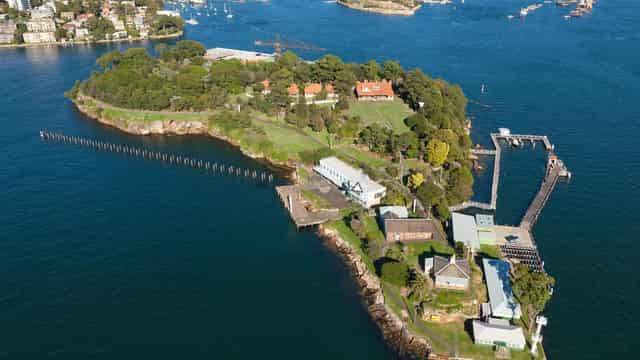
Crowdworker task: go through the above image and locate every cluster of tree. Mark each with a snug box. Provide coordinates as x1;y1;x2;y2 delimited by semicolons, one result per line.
151;14;184;35
512;264;555;328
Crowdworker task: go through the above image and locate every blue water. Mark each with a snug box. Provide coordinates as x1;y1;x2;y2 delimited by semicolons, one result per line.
2;0;640;358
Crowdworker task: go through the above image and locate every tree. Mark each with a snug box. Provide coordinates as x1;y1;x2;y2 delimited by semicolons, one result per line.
416;181;443;206
512;264;555;324
383;60;404;83
362;59;381;80
407;172;425;191
454;241;467;258
152;14;184;35
334;69;357;97
85;17;115;40
96;50;122;70
380;261;410;287
426;139;449;166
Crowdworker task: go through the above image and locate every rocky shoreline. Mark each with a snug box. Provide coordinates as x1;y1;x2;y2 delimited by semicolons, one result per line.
318;226;431;359
71;95;294;176
73;95;430;358
336;0;422;16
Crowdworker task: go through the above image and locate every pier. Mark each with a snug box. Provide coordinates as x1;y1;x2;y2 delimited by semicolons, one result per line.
39;130;274;183
520;158;568;230
275;185;341;228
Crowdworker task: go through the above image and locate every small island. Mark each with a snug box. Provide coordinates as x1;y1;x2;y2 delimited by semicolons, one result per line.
337;0;422;16
67;40;555;359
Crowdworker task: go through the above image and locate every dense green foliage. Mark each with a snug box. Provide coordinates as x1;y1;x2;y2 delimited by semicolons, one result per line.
512;264;555;316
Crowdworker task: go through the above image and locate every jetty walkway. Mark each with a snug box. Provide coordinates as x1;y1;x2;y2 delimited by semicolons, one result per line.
275;185;341;228
40;130;274;183
520;160;568;230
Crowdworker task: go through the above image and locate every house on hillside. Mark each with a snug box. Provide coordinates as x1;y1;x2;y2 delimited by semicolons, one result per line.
355;80;394;101
314;156;386;208
424;255;470;290
482;258;522;320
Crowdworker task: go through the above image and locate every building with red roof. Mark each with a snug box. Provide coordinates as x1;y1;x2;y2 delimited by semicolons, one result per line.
356;80;394;101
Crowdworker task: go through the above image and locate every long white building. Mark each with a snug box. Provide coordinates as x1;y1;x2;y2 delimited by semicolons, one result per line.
314;157;386;208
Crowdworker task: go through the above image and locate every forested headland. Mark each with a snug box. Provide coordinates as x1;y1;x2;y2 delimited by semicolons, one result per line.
71;40;473;217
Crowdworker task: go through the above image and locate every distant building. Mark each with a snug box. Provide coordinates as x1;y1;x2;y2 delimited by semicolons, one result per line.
60;11;75;21
74;27;89;40
452;212;480;251
26;18;56;32
7;0;31;11
23;31;56;43
30;5;54;19
425;255;470;290
0;19;16;44
482;258;522;320
383;218;444;243
356;80;394;101
472;319;526;350
112;19;125;31
204;47;276;63
156;9;181;17
314;156;386;208
302;83;337;100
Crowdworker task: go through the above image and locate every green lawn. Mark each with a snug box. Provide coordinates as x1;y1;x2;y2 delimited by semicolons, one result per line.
479;244;502;259
301;189;332;210
325;220;375;274
404;242;454;267
347;99;413;134
363;216;385;244
256;122;325;154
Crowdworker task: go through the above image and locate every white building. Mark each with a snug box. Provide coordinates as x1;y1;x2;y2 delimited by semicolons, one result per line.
26;19;56;32
314;157;386;208
452;212;480;251
23;31;56;43
7;0;31;11
472;319;526;350
482;258;522;320
74;27;89;40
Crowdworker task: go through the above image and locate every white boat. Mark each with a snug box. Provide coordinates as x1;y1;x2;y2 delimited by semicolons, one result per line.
507;14;515;19
186;17;199;25
520;8;528;16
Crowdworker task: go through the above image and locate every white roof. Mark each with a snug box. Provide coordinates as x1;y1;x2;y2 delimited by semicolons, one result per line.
379;206;408;219
472;320;526;349
318;157;386;194
452;212;479;250
475;214;495;228
205;48;276;62
482;258;522;319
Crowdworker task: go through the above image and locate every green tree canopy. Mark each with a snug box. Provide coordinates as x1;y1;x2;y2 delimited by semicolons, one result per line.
426;139;449;166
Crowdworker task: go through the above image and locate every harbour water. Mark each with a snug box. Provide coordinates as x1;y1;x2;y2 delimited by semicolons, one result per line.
2;0;640;358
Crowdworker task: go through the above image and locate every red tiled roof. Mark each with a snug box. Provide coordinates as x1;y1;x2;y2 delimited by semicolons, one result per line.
287;83;299;96
304;83;334;95
356;80;394;98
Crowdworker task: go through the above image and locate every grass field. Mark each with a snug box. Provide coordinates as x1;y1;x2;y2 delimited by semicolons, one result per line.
347;99;413;134
404;241;455;268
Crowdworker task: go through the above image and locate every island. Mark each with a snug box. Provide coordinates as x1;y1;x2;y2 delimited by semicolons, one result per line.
66;40;555;359
337;0;422;16
0;0;183;48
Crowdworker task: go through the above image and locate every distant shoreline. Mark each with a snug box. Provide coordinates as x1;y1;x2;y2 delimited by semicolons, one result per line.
0;31;183;50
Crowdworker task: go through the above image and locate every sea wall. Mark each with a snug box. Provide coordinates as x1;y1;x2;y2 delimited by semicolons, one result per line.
318;226;431;359
0;31;183;49
336;0;421;16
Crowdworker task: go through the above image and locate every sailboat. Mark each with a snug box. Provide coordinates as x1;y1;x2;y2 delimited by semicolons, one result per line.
226;0;233;18
186;11;199;25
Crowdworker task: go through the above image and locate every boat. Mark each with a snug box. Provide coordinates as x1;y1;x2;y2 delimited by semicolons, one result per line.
520;8;528;16
507;14;515;19
186;18;199;25
564;14;571;19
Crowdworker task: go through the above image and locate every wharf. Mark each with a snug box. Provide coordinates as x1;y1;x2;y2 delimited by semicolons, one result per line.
276;185;341;228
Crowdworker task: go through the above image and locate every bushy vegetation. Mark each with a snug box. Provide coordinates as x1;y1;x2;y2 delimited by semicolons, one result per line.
380;261;410;287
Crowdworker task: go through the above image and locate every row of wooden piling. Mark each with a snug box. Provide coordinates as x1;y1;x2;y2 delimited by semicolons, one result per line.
40;130;274;183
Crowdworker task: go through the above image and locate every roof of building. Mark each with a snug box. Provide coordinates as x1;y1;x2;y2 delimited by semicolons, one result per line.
482;258;522;319
304;83;334;95
356;80;394;97
432;255;470;279
379;206;408;219
384;218;444;241
475;214;495;228
452;212;479;250
316;156;385;194
472;320;526;349
287;83;299;96
204;48;276;63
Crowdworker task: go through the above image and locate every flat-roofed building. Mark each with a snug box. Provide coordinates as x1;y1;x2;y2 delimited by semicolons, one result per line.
26;19;55;32
379;205;409;220
476;214;496;245
23;31;56;43
0;19;16;44
452;212;480;251
472;319;526;350
314;156;386;208
482;258;522;320
205;47;276;63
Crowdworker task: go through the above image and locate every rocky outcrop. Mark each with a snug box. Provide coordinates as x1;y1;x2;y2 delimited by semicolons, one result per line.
319;226;431;359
